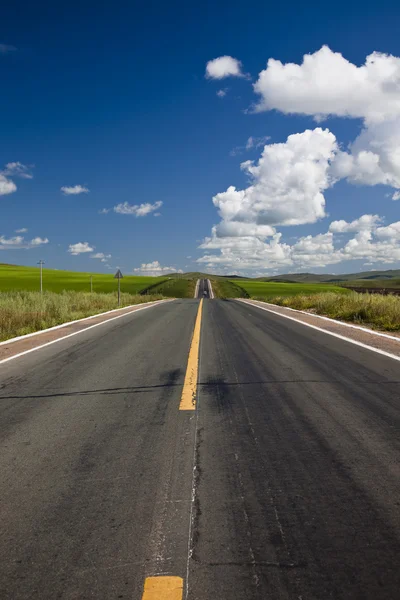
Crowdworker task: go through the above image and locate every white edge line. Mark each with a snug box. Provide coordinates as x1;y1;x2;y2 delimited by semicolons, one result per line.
0;299;174;366
0;299;172;347
242;299;400;343
238;299;400;363
194;279;200;299
207;279;214;299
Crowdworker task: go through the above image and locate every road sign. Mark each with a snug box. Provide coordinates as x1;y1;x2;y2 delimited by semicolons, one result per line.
114;269;123;306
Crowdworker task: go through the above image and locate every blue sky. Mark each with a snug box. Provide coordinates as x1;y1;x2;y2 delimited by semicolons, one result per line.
1;0;400;276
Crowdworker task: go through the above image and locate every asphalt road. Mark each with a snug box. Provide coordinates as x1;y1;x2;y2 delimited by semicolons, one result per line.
0;299;399;599
196;279;210;298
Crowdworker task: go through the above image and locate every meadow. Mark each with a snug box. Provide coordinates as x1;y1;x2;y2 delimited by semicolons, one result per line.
0;290;164;341
0;264;165;294
144;277;196;298
232;280;349;298
268;291;400;332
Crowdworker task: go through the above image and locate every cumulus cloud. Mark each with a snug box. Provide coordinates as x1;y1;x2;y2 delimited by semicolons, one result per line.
0;235;48;250
114;200;162;216
61;185;89;195
68;242;94;255
198;213;400;271
393;191;400;200
253;46;400;192
215;128;337;233
206;56;244;79
98;208;110;214
216;88;228;98
133;260;182;275
254;45;400;124
3;162;33;179
0;174;17;196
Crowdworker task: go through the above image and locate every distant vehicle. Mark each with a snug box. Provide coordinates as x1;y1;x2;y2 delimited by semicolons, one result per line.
203;290;208;297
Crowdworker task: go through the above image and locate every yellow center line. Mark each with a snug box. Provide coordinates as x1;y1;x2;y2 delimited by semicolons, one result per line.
179;299;203;410
141;576;183;600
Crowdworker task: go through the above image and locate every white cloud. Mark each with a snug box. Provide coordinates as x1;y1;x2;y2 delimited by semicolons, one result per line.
216;88;228;98
329;214;382;233
15;228;28;233
98;208;110;214
0;174;17;196
61;185;89;195
133;260;182;275
91;252;111;260
205;56;244;79
0;44;16;54
392;191;400;200
2;162;33;179
215;128;337;233
68;242;94;255
30;237;49;246
0;235;48;250
114;200;162;217
254;46;400;124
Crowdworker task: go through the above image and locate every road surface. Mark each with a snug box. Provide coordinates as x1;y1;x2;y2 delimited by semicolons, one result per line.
196;278;210;298
0;299;399;599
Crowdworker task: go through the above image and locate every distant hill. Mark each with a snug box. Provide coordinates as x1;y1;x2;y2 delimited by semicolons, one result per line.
257;269;400;283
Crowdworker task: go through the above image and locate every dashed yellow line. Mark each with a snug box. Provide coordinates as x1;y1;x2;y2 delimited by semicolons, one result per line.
179;299;203;410
141;576;183;599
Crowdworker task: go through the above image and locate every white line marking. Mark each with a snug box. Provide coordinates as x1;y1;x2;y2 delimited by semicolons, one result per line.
0;300;174;367
194;279;200;299
239;299;400;363
241;299;400;342
207;279;214;299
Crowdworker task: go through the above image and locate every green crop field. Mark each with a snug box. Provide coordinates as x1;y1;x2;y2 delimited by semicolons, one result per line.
144;278;196;298
233;280;349;298
0;264;165;294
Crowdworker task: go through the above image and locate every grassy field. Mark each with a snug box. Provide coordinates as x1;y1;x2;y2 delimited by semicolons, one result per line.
234;280;349;298
143;278;196;298
210;279;247;298
267;291;400;331
0;290;164;341
0;264;165;294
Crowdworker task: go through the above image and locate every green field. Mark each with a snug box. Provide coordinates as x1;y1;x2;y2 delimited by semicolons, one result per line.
233;280;349;298
143;277;196;298
0;264;165;294
210;279;247;298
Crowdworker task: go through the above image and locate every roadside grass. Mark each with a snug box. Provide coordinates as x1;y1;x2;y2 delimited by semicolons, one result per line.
258;291;400;331
211;279;247;298
0;264;165;294
236;280;349;297
0;290;164;341
142;278;196;298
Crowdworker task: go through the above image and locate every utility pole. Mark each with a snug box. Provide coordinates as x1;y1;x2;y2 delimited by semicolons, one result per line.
37;260;45;294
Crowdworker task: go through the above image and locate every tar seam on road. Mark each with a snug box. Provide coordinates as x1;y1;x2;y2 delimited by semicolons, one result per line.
0;300;173;367
141;576;183;599
239;299;400;363
179;299;203;410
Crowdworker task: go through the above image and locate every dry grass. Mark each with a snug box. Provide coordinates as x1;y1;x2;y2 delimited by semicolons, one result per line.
255;291;400;331
0;290;164;341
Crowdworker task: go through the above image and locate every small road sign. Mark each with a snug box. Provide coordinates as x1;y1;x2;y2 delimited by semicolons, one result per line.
114;269;123;306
